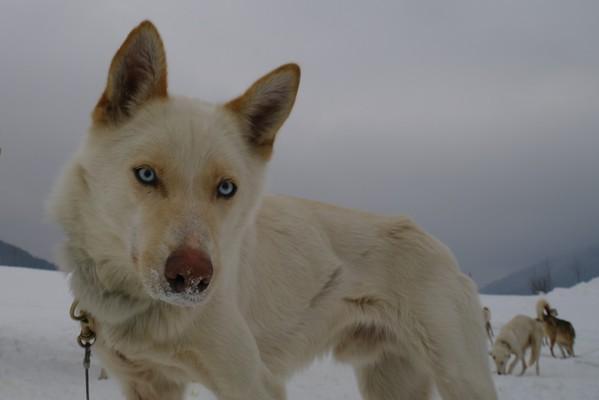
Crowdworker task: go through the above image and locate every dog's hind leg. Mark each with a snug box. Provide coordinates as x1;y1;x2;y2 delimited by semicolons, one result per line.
414;278;497;399
355;353;432;400
426;332;498;399
568;343;575;357
528;337;541;376
549;334;557;357
558;343;567;358
518;352;528;376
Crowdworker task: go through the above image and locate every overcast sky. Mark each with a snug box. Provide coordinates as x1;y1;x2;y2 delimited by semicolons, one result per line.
1;1;598;285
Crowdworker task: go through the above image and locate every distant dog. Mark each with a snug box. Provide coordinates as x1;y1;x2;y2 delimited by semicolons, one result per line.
536;299;576;358
490;315;543;376
49;20;497;399
483;306;494;345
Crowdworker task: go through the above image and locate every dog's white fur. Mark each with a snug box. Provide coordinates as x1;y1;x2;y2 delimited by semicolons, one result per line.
49;21;497;400
490;315;543;376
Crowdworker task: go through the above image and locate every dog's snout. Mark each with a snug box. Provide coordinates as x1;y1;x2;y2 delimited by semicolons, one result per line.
165;247;213;294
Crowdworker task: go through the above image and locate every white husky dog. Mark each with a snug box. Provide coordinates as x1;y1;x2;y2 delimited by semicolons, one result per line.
49;21;497;400
490;315;543;376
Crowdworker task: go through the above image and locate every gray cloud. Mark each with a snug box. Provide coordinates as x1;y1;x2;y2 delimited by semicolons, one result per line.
1;0;598;285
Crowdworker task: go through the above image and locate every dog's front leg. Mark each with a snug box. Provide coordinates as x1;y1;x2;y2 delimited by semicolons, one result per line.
196;302;286;400
507;353;519;375
122;378;185;400
96;349;185;400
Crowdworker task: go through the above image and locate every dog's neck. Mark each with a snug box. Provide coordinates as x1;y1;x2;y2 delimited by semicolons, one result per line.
497;339;511;352
63;243;155;325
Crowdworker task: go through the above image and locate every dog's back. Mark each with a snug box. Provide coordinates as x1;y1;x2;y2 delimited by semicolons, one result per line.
549;316;576;344
496;315;536;350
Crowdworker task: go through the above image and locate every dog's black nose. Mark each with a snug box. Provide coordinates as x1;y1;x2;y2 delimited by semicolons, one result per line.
164;247;213;294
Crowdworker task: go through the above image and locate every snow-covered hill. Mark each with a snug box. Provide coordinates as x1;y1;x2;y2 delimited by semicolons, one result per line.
481;243;599;295
1;266;598;399
0;240;57;271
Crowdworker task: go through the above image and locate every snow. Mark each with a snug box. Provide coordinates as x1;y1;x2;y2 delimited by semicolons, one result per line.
1;266;598;399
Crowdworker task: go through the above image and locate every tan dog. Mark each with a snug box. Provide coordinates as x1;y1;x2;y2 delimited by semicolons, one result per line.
49;21;497;400
483;306;494;345
536;299;576;358
490;315;543;376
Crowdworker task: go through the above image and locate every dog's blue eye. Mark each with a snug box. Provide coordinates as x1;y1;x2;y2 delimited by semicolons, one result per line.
134;167;157;185
216;180;237;199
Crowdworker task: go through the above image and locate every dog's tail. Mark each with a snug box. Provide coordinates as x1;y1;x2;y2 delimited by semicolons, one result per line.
568;322;576;340
536;298;551;320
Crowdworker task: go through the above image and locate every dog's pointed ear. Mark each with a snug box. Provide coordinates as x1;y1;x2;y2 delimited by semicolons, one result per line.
225;63;300;158
92;20;168;126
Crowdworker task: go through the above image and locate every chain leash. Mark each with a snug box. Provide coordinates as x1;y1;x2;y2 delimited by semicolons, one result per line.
70;300;96;400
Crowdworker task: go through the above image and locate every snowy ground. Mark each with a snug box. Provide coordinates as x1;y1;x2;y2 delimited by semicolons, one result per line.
1;266;598;399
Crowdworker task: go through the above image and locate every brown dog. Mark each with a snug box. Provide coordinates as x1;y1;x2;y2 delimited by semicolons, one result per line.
536;299;576;358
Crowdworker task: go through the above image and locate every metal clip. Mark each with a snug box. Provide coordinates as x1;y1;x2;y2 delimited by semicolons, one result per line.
70;301;97;347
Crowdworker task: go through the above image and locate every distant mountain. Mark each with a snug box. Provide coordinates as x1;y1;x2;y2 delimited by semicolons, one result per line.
0;240;57;270
481;243;599;295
